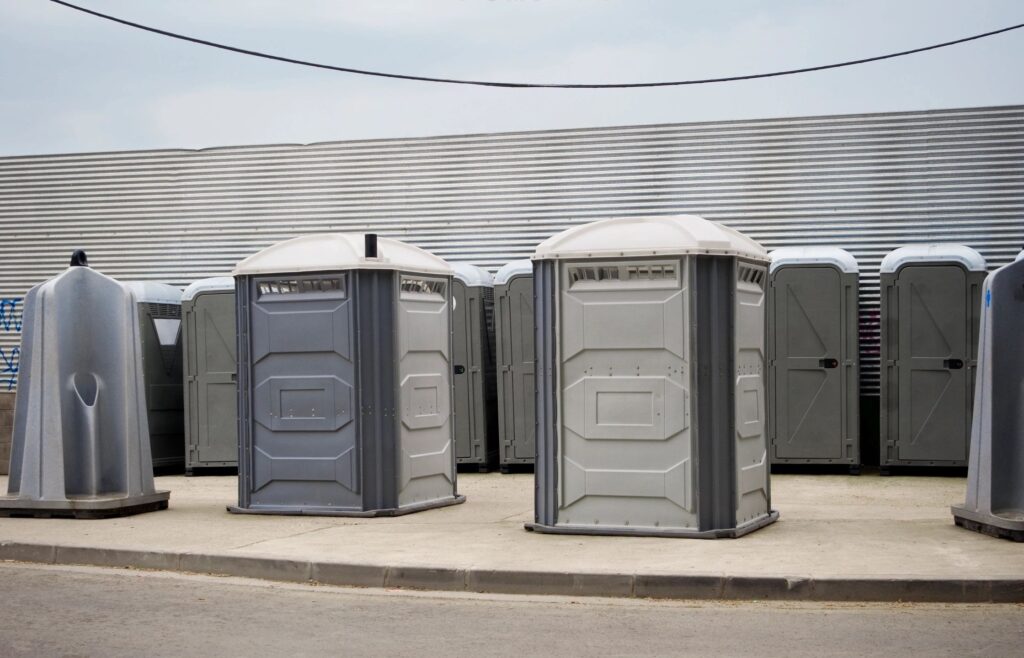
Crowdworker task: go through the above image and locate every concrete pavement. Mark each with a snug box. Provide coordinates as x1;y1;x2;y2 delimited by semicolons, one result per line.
1;473;1022;602
3;563;1022;657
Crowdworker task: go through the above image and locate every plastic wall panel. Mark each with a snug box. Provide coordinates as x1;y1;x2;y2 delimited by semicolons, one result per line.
183;290;237;471
555;259;695;531
733;262;771;526
496;273;536;466
397;275;455;506
245;275;359;510
880;264;986;467
768;266;860;465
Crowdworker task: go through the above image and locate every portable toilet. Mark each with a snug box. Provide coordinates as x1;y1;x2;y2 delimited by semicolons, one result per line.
181;277;237;475
451;263;498;471
767;247;860;471
229;233;465;516
527;214;778;538
952;250;1024;540
880;244;986;470
124;281;185;472
0;252;169;518
494;259;535;471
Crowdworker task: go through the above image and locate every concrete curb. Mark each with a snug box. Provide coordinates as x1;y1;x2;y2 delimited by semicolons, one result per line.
2;541;1022;603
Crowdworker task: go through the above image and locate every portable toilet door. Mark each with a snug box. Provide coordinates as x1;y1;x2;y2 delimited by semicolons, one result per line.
528;214;778;538
124;282;185;472
451;263;498;470
181;277;237;475
768;247;860;470
880;244;987;470
230;233;464;516
494;260;535;471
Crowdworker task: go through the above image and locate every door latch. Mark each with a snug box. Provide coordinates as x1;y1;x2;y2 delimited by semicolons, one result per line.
453;365;466;375
944;358;964;370
818;358;839;369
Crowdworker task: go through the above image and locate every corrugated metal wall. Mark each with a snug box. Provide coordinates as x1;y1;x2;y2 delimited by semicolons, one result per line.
1;104;1022;394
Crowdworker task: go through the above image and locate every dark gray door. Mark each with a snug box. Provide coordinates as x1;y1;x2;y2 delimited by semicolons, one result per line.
897;265;970;462
452;280;473;460
772;267;844;460
248;275;359;508
195;293;237;464
508;276;535;461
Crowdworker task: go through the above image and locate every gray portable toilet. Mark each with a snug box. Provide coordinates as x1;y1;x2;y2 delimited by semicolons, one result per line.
181;276;237;475
451;263;498;471
494;259;535;471
229;233;465;516
767;247;860;470
527;214;778;538
124;281;185;472
880;244;987;470
952;250;1024;540
0;253;169;518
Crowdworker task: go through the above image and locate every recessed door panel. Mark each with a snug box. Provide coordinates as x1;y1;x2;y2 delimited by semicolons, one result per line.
195;293;237;464
557;260;694;531
509;277;536;461
772;267;843;460
247;276;359;508
897;265;969;462
397;276;454;506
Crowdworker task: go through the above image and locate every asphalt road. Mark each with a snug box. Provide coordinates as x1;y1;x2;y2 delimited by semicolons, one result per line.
0;563;1021;657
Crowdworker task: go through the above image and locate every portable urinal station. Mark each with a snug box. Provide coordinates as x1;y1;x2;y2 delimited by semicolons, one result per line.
952;250;1024;541
0;251;170;518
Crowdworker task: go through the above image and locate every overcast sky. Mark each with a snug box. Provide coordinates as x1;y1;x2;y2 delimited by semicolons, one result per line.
1;0;1023;155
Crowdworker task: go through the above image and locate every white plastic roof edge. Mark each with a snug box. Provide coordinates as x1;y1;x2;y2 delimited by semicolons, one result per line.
451;262;494;287
1016;249;1024;263
182;276;235;301
532;214;768;262
879;244;987;273
232;233;453;277
123;281;183;305
494;259;534;285
769;247;859;274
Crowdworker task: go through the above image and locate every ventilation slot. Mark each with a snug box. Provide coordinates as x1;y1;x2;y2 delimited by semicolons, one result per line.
400;277;446;297
257;277;346;297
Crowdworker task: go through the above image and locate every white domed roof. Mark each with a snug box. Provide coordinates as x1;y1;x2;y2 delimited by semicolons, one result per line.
769;247;859;274
451;263;494;287
880;244;986;274
123;281;183;305
494;259;533;284
182;276;235;301
532;215;767;262
232;233;452;277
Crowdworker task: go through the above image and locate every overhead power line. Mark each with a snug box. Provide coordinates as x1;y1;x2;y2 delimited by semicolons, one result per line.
49;0;1024;89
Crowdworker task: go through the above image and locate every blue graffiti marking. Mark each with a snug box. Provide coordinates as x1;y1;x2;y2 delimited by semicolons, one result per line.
0;347;18;391
0;298;22;332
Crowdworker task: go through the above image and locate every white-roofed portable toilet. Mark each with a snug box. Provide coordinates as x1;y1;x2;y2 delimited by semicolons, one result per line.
229;233;465;516
527;214;778;538
879;244;987;471
493;259;536;471
450;263;498;470
952;249;1024;540
767;247;860;471
124;281;185;472
181;276;237;475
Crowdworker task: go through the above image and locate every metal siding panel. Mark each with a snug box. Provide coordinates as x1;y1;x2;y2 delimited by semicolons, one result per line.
2;105;1023;397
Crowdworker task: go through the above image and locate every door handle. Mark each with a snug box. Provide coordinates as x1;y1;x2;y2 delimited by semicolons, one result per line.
818;358;839;369
944;358;964;370
453;365;466;375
